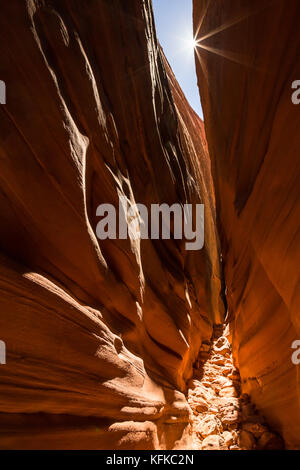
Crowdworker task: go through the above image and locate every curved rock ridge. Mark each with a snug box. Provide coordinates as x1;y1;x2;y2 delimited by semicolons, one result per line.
193;0;300;448
0;0;222;449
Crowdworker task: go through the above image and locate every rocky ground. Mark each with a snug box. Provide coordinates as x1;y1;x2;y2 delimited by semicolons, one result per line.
187;324;284;450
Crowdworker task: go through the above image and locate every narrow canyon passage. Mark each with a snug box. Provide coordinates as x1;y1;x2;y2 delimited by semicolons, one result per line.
0;0;299;451
187;325;284;450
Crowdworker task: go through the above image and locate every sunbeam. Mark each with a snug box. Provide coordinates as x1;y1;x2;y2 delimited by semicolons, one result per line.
194;0;212;41
194;0;279;64
196;43;255;69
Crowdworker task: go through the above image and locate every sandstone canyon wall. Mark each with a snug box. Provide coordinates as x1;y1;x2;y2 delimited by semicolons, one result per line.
194;0;300;448
0;0;222;449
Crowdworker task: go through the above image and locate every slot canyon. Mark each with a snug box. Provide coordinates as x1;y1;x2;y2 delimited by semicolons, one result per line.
0;0;299;450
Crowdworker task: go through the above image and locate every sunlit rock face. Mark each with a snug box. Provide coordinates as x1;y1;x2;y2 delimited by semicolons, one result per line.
0;0;222;449
193;0;300;448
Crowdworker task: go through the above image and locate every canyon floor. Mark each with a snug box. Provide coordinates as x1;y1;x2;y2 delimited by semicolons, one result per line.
187;324;285;450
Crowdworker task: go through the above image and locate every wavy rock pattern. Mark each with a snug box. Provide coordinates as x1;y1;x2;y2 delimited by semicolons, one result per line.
193;0;300;448
0;0;222;449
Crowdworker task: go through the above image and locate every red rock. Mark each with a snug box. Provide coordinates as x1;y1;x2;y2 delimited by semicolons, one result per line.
228;370;240;381
193;0;300;448
210;355;226;366
201;434;223;450
238;430;256;450
190;397;209;413
222;366;233;377
219;405;240;429
213;336;231;356
222;431;234;448
0;0;223;450
257;431;284;450
219;386;238;398
242;422;268;439
196;415;220;438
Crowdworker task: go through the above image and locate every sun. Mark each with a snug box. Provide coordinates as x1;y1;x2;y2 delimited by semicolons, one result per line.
187;37;198;50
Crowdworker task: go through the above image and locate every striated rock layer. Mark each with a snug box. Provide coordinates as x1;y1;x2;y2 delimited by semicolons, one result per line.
193;0;300;448
0;0;222;449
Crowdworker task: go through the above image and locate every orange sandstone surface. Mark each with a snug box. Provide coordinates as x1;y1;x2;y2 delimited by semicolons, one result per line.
0;0;222;449
193;0;300;449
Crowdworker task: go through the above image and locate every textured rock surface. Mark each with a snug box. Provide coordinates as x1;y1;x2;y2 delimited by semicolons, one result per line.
194;0;300;448
0;0;222;449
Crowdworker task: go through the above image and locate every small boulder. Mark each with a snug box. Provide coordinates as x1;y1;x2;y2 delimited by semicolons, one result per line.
213;336;231;356
219;386;238;398
210;354;226;366
201;435;222;450
196;415;220;438
242;422;268;439
201;342;211;352
257;431;284;450
238;430;256;450
228;369;240;381
222;430;234;447
194;398;209;413
219;400;240;428
222;366;233;376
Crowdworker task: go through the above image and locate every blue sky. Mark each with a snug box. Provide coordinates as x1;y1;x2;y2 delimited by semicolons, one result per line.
152;0;203;119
